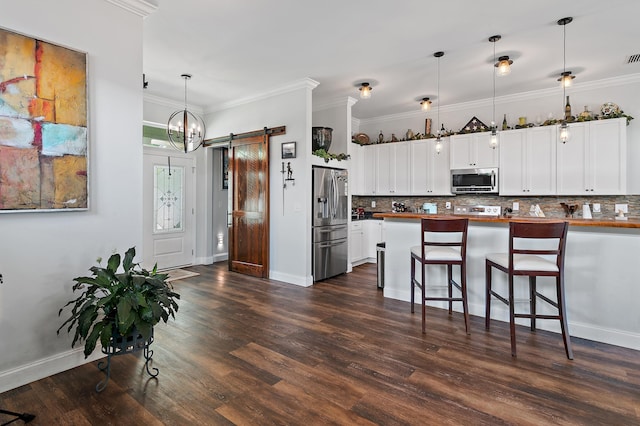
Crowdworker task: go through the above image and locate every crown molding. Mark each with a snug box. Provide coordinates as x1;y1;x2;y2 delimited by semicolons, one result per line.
104;0;158;17
204;78;320;115
143;93;205;115
358;73;640;125
313;96;358;112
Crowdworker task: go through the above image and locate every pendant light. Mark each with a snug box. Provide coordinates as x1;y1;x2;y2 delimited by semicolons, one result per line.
495;56;513;76
488;35;501;149
359;82;372;99
167;74;206;153
434;51;444;154
420;97;432;111
558;17;573;143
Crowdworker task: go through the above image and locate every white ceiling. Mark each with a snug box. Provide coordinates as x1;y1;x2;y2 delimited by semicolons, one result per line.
142;0;640;120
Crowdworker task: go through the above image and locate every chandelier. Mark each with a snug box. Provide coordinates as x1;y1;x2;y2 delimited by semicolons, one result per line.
167;74;206;153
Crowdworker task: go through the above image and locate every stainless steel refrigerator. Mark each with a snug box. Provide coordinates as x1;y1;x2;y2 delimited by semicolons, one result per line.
312;166;348;281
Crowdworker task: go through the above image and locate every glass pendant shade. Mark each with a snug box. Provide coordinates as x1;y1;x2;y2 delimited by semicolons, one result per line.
434;135;442;154
496;56;512;76
559;71;575;88
559;122;570;143
420;98;431;111
359;82;372;99
490;128;498;149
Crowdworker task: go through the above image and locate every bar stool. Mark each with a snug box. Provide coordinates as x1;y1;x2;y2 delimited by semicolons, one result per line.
411;217;469;334
485;220;573;359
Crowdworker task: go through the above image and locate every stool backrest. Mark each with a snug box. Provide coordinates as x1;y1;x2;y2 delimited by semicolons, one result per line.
420;217;469;257
509;220;569;270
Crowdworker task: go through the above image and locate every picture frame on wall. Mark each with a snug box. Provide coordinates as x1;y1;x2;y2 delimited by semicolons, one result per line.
222;147;229;190
281;141;296;159
0;27;89;212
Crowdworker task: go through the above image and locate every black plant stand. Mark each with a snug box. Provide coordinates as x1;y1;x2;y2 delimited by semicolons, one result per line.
96;328;158;392
0;408;35;425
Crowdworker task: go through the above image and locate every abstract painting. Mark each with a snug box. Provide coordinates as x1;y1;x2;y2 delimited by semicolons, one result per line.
0;27;88;212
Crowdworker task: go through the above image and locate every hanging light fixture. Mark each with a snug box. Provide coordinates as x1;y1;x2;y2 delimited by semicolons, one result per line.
434;51;444;154
167;74;206;153
488;35;501;149
495;55;513;76
359;82;372;99
558;17;573;143
420;97;432;111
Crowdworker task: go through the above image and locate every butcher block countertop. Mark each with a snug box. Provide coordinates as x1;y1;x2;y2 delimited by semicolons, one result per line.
373;212;640;229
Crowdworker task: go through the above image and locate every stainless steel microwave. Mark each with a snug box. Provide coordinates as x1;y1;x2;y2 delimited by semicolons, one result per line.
451;168;498;194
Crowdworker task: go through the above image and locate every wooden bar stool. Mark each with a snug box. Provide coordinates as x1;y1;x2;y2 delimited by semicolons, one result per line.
485;220;573;359
411;217;469;334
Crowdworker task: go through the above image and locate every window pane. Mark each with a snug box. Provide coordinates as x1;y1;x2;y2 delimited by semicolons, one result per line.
153;164;184;233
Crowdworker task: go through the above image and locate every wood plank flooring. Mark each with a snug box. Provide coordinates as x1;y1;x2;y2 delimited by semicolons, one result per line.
1;263;639;425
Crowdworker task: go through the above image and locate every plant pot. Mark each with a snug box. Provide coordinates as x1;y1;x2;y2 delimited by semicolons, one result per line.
312;127;333;151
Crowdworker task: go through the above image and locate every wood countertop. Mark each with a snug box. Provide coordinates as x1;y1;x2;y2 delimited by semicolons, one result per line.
372;212;640;229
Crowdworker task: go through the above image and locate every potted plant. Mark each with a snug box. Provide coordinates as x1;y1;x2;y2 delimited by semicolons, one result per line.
57;246;180;358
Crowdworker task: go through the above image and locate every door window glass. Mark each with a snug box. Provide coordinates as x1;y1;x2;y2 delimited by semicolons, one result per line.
153;164;184;233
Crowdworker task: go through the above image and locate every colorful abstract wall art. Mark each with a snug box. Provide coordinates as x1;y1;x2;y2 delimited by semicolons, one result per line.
0;27;88;212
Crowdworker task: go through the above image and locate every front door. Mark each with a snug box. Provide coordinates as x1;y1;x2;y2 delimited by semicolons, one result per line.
229;135;269;278
143;149;195;270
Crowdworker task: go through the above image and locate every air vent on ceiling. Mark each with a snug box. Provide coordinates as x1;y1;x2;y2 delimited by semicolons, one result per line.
626;54;640;64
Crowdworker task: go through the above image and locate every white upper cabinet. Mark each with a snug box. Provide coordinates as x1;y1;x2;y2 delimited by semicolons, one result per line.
361;144;377;195
374;142;410;195
349;143;364;195
410;138;452;195
450;132;499;169
557;118;627;195
499;126;556;195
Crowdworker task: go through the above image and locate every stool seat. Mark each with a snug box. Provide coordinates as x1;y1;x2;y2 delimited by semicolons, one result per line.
410;245;462;261
485;253;559;272
411;217;469;334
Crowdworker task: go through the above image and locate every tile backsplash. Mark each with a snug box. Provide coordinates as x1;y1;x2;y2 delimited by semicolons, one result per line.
352;195;640;219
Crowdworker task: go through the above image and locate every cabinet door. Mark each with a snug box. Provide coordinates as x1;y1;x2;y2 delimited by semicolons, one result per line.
450;134;473;169
362;146;377;195
410;140;430;194
499;129;527;195
364;220;384;260
474;132;499;168
350;223;364;263
349;143;363;195
526;126;556;195
375;144;392;195
589;118;626;194
393;142;410;194
557;122;589;195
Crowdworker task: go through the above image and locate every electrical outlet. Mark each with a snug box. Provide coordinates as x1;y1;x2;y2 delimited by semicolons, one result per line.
593;203;601;213
371;201;376;208
445;202;451;209
615;203;628;214
512;202;520;211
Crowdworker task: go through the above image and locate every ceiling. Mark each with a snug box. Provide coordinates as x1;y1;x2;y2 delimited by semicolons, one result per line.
142;0;640;121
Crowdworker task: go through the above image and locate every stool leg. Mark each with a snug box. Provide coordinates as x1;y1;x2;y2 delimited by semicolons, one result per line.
509;274;517;357
485;261;492;330
447;264;453;315
461;261;470;335
557;275;574;360
529;276;537;332
410;256;415;314
421;261;426;334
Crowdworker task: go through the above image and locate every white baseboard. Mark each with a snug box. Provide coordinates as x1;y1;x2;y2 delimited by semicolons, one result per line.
269;270;313;287
0;348;104;394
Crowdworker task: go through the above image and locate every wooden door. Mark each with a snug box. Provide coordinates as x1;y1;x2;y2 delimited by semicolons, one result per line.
228;135;270;277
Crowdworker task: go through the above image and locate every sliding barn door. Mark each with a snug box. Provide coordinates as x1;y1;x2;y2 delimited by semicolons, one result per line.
228;135;270;277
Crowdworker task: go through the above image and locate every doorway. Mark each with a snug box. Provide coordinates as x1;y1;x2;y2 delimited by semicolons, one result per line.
142;148;196;270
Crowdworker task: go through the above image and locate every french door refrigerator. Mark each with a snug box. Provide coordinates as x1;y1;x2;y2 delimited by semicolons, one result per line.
312;166;348;281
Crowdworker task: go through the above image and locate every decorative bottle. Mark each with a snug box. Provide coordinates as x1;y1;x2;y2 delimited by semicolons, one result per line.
565;96;572;121
378;131;384;144
502;114;508;130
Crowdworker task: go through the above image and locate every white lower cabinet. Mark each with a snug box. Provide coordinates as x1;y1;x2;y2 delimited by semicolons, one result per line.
350;221;365;264
364;220;384;260
499;126;556;195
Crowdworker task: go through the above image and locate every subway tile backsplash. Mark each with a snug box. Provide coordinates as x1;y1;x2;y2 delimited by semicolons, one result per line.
352;195;640;219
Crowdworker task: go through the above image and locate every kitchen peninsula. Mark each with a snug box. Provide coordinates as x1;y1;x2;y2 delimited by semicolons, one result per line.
374;212;640;351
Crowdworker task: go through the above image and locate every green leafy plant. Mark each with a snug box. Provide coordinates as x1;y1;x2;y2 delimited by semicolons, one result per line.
313;148;350;163
58;247;180;358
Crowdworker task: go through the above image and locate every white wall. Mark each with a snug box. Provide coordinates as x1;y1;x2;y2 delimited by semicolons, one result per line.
0;0;145;392
203;79;318;286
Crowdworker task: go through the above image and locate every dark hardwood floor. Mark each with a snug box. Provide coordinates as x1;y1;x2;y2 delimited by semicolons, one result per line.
2;263;639;425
